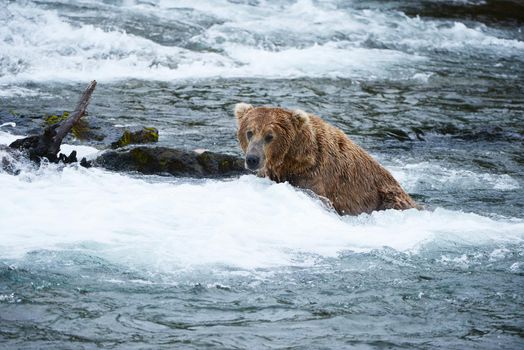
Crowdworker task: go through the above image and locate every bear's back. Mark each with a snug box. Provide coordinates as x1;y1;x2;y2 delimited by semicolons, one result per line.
299;114;416;215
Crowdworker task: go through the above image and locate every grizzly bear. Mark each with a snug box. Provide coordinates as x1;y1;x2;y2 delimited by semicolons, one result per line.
234;103;417;215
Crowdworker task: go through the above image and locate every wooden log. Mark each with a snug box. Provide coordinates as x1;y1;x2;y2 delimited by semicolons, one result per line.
8;80;97;163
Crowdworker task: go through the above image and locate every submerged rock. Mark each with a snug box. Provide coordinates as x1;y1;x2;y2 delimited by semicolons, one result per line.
95;146;248;178
111;127;159;149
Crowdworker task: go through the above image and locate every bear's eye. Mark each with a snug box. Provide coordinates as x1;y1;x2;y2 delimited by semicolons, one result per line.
264;134;274;143
246;131;253;140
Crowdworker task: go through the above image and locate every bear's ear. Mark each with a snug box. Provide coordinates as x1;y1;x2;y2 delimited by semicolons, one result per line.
291;109;310;128
234;103;254;122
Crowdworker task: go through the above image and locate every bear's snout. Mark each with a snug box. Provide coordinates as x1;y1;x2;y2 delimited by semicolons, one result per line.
245;154;261;170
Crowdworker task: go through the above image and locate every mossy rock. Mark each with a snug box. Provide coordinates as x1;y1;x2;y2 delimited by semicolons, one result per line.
43;111;102;141
44;112;69;126
111;127;159;149
96;146;248;178
197;151;244;174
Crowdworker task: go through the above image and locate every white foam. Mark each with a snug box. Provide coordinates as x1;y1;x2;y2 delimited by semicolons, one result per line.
0;293;19;303
0;122;16;128
411;72;434;83
220;43;420;79
2;132;522;270
60;144;100;160
0;163;522;270
1;1;521;84
0;86;54;98
0;131;22;145
0;131;100;160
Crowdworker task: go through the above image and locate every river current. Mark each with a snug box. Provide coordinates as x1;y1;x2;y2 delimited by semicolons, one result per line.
0;0;523;348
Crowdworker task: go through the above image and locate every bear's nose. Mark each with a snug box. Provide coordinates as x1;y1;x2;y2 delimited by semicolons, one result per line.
246;155;260;170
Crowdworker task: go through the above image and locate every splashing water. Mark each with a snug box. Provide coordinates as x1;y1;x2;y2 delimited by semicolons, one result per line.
1;0;524;348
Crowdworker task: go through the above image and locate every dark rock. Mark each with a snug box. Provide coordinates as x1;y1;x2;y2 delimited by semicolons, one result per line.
8;135;42;155
58;150;77;164
111;127;159;149
80;157;92;168
9;126;61;162
95;146;248;178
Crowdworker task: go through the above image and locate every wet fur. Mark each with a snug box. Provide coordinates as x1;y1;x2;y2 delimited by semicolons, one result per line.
235;103;417;215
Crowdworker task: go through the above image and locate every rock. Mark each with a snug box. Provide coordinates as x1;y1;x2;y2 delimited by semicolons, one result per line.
44;111;104;143
95;146;248;178
44;112;69;126
9;126;63;162
111;127;159;149
58;150;77;164
80;157;92;168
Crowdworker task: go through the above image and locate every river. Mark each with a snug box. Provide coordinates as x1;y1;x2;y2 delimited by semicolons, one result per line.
0;0;523;348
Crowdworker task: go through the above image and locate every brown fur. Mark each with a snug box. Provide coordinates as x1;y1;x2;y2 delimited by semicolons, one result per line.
234;103;417;215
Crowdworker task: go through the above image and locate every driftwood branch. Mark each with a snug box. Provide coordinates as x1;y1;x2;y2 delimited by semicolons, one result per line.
3;80;246;178
50;80;97;156
9;80;97;162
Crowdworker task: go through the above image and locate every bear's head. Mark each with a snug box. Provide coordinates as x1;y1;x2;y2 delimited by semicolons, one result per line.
234;103;316;177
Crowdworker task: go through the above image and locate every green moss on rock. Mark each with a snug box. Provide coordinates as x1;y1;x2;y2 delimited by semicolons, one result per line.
44;114;68;126
44;111;93;140
112;127;159;149
130;148;149;165
96;147;248;178
218;159;230;171
143;127;159;141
